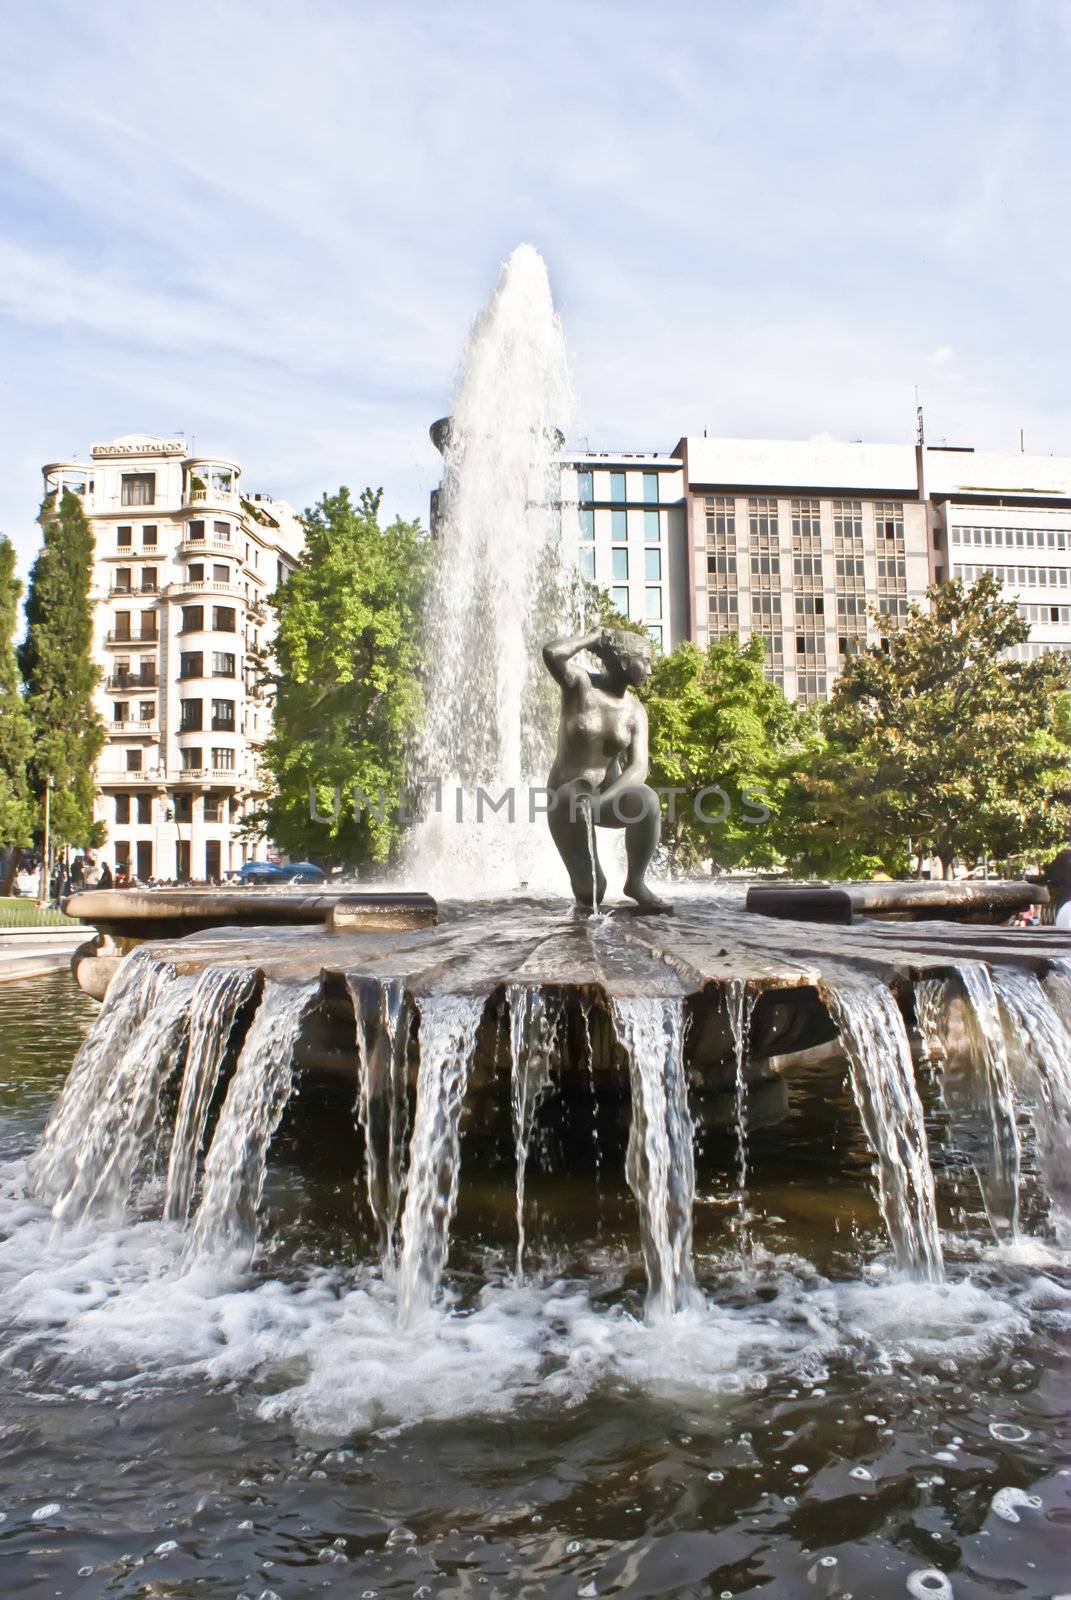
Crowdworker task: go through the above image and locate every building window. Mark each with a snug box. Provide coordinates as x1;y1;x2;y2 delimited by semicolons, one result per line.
113;700;128;722
644;548;661;581
643;472;659;504
648;625;663;648
212;563;230;583
140;568;157;593
610;471;626;502
114;841;130;871
875;501;904;541
114;568;132;594
579;508;594;540
211;699;235;731
174;793;193;823
611;586;629;613
213;520;230;540
212;606;237;632
117;525;132;548
579;547;595;579
187;520;206;542
180;699;203;732
204;793;226;823
137;794;152;824
181;748;202;771
181;606;204;633
644;509;660;543
121;473;155;507
126;748;143;772
645;587;662;620
577;469;593;503
142;525;158;547
212;651;236;677
115;793;131;824
611;508;627;541
791;497;821;542
180;652;203;679
139;700;154;722
212;747;236;770
612;548;629;581
187;563;205;583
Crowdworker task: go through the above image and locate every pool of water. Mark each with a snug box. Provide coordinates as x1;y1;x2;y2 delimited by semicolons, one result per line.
0;973;1068;1598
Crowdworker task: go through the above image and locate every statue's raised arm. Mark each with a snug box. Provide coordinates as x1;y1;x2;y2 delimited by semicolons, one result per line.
542;628;670;915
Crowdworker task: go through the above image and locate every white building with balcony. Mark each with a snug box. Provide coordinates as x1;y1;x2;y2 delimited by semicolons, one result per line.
41;435;305;881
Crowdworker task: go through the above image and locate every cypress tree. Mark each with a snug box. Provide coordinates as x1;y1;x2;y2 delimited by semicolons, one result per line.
0;534;33;847
18;491;105;848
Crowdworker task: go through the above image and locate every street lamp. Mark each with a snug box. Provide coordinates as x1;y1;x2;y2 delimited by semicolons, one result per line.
38;775;55;905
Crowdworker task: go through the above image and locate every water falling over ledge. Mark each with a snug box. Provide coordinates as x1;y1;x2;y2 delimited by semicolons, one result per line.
17;899;1071;1326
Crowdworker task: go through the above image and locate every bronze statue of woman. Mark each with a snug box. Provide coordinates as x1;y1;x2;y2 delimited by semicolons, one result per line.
542;627;670;913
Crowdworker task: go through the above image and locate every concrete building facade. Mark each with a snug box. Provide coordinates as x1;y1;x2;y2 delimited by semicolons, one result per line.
562;434;1071;701
41;435;305;881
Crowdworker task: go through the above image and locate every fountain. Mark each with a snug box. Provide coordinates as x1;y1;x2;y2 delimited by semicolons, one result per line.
40;244;1071;1324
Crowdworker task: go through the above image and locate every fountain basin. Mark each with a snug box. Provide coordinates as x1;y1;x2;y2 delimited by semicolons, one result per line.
82;896;1070;1105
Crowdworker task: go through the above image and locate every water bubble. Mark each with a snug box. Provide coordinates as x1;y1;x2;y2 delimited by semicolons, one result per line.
318;1546;349;1564
238;1519;254;1530
154;1540;178;1555
567;1540;583;1553
387;1526;415;1546
31;1503;60;1521
991;1487;1042;1523
989;1422;1031;1443
77;1569;93;1579
791;1464;809;1475
259;1593;282;1600
933;1451;957;1463
707;1470;725;1482
820;1557;838;1568
578;1587;598;1599
906;1571;953;1600
784;1495;797;1506
850;1467;873;1481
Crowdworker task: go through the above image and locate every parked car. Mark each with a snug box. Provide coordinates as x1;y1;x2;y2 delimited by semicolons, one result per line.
235;860;326;886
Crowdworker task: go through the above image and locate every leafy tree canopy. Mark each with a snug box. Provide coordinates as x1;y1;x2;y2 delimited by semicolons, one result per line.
18;492;104;848
255;487;426;867
0;534;33;847
785;575;1071;876
641;634;809;873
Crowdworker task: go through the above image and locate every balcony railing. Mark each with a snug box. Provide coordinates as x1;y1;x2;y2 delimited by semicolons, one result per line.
107;718;159;735
107;670;158;690
186;487;238;506
178;536;234;557
176;766;242;783
105;631;159;647
168;579;245;600
109;585;159;597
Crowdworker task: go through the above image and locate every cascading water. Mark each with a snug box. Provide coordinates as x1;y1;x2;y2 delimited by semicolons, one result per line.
49;974;196;1227
612;997;698;1319
725;979;758;1264
915;964;1021;1243
28;952;171;1202
347;974;411;1268
991;966;1071;1240
405;244;580;895
185;978;320;1267
821;979;944;1282
507;983;559;1280
395;996;485;1322
164;966;260;1223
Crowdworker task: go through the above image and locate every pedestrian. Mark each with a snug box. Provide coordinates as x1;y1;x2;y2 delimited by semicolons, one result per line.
83;855;102;889
98;862;114;890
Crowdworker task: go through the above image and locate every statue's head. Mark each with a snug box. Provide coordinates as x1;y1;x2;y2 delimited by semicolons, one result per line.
598;628;653;688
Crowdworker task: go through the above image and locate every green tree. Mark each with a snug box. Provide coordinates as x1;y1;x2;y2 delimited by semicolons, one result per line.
256;486;426;867
789;576;1071;877
641;634;808;873
0;535;33;847
18;491;105;849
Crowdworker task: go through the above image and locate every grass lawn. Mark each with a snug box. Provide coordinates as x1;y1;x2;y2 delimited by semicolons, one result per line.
0;897;78;928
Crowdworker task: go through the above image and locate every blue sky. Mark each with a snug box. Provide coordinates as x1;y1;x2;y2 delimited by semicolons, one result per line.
1;0;1069;575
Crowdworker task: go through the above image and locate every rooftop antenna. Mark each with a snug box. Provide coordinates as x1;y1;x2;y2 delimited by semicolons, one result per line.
915;389;924;447
1020;427;1025;453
